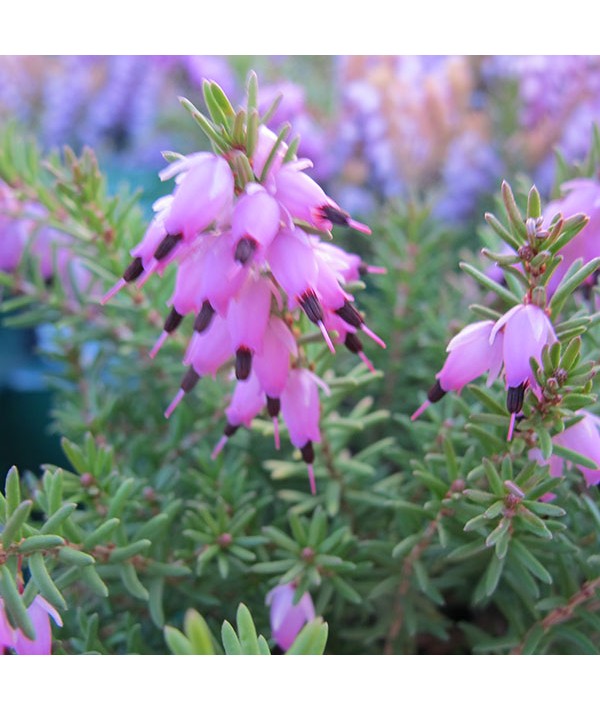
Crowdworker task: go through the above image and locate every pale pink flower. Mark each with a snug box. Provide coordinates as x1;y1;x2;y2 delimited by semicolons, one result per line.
266;583;315;652
274;164;371;235
552;411;600;486
281;368;323;494
231;183;281;265
253;316;298;448
211;372;266;458
0;595;62;655
227;274;273;380
412;320;504;420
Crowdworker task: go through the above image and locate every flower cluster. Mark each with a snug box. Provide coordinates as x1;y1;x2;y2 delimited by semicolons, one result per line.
412;303;557;440
102;77;384;493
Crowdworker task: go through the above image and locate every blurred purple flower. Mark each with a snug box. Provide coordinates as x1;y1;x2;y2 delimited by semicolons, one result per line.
0;594;62;655
266;583;315;651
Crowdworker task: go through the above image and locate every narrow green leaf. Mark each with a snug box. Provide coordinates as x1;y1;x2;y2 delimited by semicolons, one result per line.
2;500;32;546
5;466;21;514
119;563;149;601
28;552;66;610
81;565;108;597
164;626;193;655
40;502;77;535
57;547;95;567
184;609;215;655
0;566;36;640
501;181;527;240
82;518;120;548
18;534;64;554
286;619;328;655
221;621;243;655
236;604;260;655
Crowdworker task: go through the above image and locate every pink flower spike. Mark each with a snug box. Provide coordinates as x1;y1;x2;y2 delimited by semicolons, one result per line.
358;350;376;373
211;435;229;460
411;400;431;422
318;320;336;354
100;279;126;305
307;463;316;495
347;217;372;235
164;389;185;419
361;324;386;349
150;331;169;359
507;412;516;442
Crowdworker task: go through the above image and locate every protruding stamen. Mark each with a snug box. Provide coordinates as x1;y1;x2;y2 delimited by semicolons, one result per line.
194;301;215;333
136;260;157;288
361;264;387;275
154;233;182;261
235;347;253;380
307;463;316;496
273;417;280;450
318;321;336;354
507;412;516;442
347;218;372;235
411;400;431;421
164;389;185;419
361;324;386;349
150;331;169;359
358;351;375;373
100;278;126;305
211;435;229;460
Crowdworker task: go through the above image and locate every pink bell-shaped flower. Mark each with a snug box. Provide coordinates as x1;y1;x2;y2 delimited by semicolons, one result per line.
253;316;298;448
412;320;504;421
281;368;323;494
274;164;371;235
266;583;315;652
231;183;281;265
163;153;234;241
251;125;288;186
0;594;62;655
211;372;266;458
553;410;600;486
268;226;335;353
227;274;273;380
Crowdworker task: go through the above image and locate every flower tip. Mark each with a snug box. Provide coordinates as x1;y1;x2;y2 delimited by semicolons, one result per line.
367;265;387;275
307;463;316;495
211;435;228;460
411;400;431;421
358;351;376;374
164;389;185;419
100;279;126;305
149;331;169;359
136;262;157;288
507;412;516;442
318;321;336;354
361;324;386;349
349;219;372;235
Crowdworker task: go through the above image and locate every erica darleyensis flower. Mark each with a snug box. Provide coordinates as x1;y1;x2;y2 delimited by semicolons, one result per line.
0;594;62;655
413;303;556;439
266;583;315;651
101;75;384;492
530;410;600;488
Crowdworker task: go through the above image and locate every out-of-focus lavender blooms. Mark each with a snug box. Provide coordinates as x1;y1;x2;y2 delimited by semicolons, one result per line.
266;583;315;651
0;56;238;168
102;79;384;492
530;410;600;488
483;56;600;191
0;594;62;655
335;56;499;223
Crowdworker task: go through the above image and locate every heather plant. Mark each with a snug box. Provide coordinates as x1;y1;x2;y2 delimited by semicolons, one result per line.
1;68;600;656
